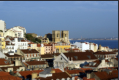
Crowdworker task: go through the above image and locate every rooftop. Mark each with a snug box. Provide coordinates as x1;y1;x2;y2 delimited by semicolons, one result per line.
21;49;39;54
63;52;97;61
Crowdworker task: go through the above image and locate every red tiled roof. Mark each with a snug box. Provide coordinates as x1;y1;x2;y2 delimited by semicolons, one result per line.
52;69;62;73
66;69;84;74
21;49;39;54
94;52;116;55
80;68;93;72
35;72;71;80
63;52;97;61
5;54;22;57
21;40;27;42
83;77;95;80
94;70;118;80
0;58;10;65
28;42;35;44
25;60;47;65
44;44;52;46
65;48;79;51
37;44;41;47
18;70;44;78
0;71;22;80
105;59;109;62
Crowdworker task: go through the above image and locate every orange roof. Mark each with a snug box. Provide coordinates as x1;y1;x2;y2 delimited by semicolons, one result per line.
83;77;95;80
18;70;44;78
66;69;84;74
44;44;52;46
0;71;22;80
28;42;35;44
37;44;41;47
94;70;118;80
0;58;10;65
25;60;47;65
52;69;62;73
75;76;79;80
80;68;93;72
65;48;79;51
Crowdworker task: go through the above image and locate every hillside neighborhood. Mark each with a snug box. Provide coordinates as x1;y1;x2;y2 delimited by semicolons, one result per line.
0;20;118;80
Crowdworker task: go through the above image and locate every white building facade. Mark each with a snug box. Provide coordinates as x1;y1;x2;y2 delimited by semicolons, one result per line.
4;26;26;38
3;37;29;53
72;42;98;52
0;20;6;33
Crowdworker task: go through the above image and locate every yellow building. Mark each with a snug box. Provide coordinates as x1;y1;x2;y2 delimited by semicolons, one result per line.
0;32;5;49
28;42;45;55
40;44;45;55
54;42;71;53
41;38;49;44
98;44;109;52
28;42;37;50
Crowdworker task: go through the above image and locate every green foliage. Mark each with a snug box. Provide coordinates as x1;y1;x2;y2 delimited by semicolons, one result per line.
25;34;41;43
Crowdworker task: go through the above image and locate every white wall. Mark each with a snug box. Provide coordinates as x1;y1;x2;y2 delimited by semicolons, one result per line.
0;20;6;33
5;37;29;53
4;30;15;37
10;27;24;38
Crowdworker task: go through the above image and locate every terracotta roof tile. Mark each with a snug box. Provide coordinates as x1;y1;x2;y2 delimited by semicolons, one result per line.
25;60;47;65
36;72;71;80
0;58;10;65
95;52;116;55
5;54;22;57
83;77;95;80
52;69;62;73
94;70;118;80
0;71;22;80
37;44;41;47
18;70;44;78
66;69;84;74
63;52;97;61
21;49;39;54
80;68;93;72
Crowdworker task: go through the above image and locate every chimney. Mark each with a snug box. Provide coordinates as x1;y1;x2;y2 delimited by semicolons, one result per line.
71;57;73;61
37;59;40;61
32;72;38;80
87;73;91;79
41;44;44;47
109;71;112;75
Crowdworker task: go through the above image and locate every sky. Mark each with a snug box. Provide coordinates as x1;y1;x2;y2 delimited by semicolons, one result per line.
0;1;118;38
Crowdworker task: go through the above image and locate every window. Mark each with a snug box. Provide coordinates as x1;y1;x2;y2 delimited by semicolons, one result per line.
61;58;62;60
57;34;58;37
21;69;23;71
74;56;78;60
65;34;66;37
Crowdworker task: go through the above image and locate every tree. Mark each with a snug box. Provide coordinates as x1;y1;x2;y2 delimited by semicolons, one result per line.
25;33;41;43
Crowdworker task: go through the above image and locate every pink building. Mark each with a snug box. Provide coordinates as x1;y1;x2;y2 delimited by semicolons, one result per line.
44;43;56;54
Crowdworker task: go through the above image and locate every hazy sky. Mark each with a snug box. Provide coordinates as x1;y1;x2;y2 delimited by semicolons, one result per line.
0;1;118;38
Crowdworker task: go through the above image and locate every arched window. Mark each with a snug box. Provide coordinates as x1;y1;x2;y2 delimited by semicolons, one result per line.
57;34;58;37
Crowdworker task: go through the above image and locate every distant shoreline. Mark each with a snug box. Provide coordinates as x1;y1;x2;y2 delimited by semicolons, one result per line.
69;39;118;41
